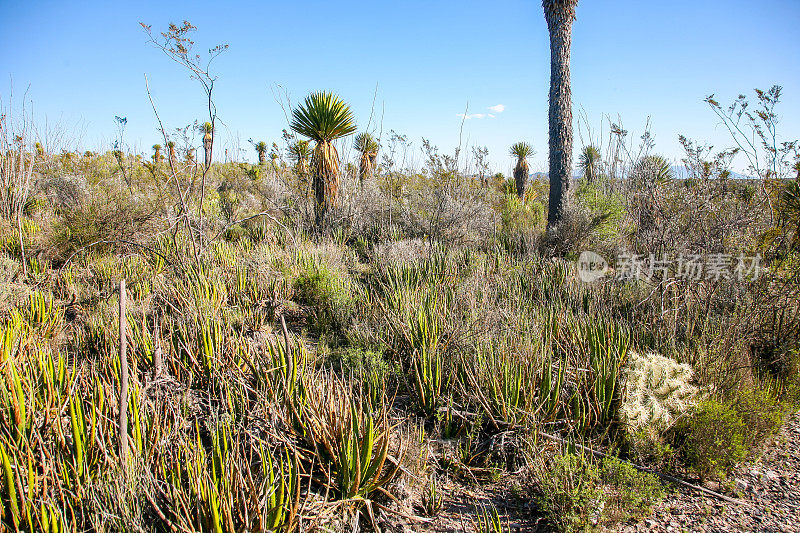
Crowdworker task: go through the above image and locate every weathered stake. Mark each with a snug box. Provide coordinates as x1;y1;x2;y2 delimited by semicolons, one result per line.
119;279;129;463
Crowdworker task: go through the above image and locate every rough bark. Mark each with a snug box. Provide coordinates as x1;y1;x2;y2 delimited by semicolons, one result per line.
313;141;340;227
203;132;213;169
543;0;578;228
514;160;529;198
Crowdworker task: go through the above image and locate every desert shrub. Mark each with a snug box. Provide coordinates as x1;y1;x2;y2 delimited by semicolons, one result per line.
600;457;665;523
497;192;544;254
574;179;626;244
51;184;159;257
731;386;786;447
532;452;604;533
678;398;748;479
676;384;788;479
292;252;353;332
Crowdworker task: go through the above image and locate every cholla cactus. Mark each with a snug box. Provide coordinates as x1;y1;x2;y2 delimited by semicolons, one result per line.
620;351;698;432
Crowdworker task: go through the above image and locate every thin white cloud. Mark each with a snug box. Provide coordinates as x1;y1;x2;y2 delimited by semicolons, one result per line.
457;113;486;120
488;104;505;113
488;114;495;118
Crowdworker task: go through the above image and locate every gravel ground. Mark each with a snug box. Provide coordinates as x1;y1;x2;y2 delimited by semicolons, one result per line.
389;413;800;532
621;411;800;533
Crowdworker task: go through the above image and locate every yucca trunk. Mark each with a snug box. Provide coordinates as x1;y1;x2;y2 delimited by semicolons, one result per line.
544;0;577;228
203;131;213;169
358;151;375;184
514;159;529;198
258;150;266;165
168;143;177;167
312;141;340;226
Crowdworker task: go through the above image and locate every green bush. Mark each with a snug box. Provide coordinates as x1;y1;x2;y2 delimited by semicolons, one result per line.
679;384;787;480
680;399;748;479
532;453;604;533
292;253;352;332
600;457;665;522
732;386;786;447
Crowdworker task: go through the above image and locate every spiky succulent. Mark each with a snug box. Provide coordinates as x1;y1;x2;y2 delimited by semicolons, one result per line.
633;155;673;182
579;145;601;182
509;142;534;198
255;141;268;165
201;122;213;168
620;351;698;433
354;132;379;183
290;92;356;225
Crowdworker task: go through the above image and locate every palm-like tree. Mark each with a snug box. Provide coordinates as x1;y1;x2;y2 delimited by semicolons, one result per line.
255;141;268;165
634;155;673;183
543;0;579;229
167;141;177;166
201;121;213;169
509;142;535;198
152;144;162;163
578;145;601;183
354;132;379;184
288;140;312;178
290;92;357;226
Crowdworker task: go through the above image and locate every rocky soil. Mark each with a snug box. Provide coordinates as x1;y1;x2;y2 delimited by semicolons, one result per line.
620;411;800;533
403;412;800;532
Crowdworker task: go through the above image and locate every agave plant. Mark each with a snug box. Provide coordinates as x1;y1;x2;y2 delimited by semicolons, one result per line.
201;121;213;169
354;132;379;184
509;142;534;198
578;145;602;182
290;92;357;226
255;141;268;165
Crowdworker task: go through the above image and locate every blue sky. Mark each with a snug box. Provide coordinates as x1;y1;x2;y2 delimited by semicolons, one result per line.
1;0;798;174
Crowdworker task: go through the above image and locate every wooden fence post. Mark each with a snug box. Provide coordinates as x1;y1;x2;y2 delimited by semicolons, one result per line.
119;279;129;463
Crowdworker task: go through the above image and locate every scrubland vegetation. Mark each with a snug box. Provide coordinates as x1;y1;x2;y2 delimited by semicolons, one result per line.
1;19;800;533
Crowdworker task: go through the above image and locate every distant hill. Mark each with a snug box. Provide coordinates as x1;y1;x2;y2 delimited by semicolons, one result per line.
530;167;754;181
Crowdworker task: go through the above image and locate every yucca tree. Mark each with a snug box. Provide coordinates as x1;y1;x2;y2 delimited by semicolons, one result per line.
255;141;268;165
201;121;213;169
354;132;379;184
167;141;177;166
288;140;312;177
152;144;162;163
509;142;534;198
290;92;357;226
633;154;673;183
543;0;579;229
579;145;601;183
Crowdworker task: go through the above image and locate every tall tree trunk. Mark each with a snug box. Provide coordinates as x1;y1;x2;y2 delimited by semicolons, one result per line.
544;0;577;229
514;160;529;198
313;141;340;228
203;132;213;169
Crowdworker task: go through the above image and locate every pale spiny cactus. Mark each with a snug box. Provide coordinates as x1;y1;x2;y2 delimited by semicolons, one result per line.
620;351;698;432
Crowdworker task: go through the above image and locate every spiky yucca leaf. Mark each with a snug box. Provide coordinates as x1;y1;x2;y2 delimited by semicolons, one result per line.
634;154;673;182
290;92;357;143
579;145;601;182
354;132;378;154
510;142;534;198
509;142;534;160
